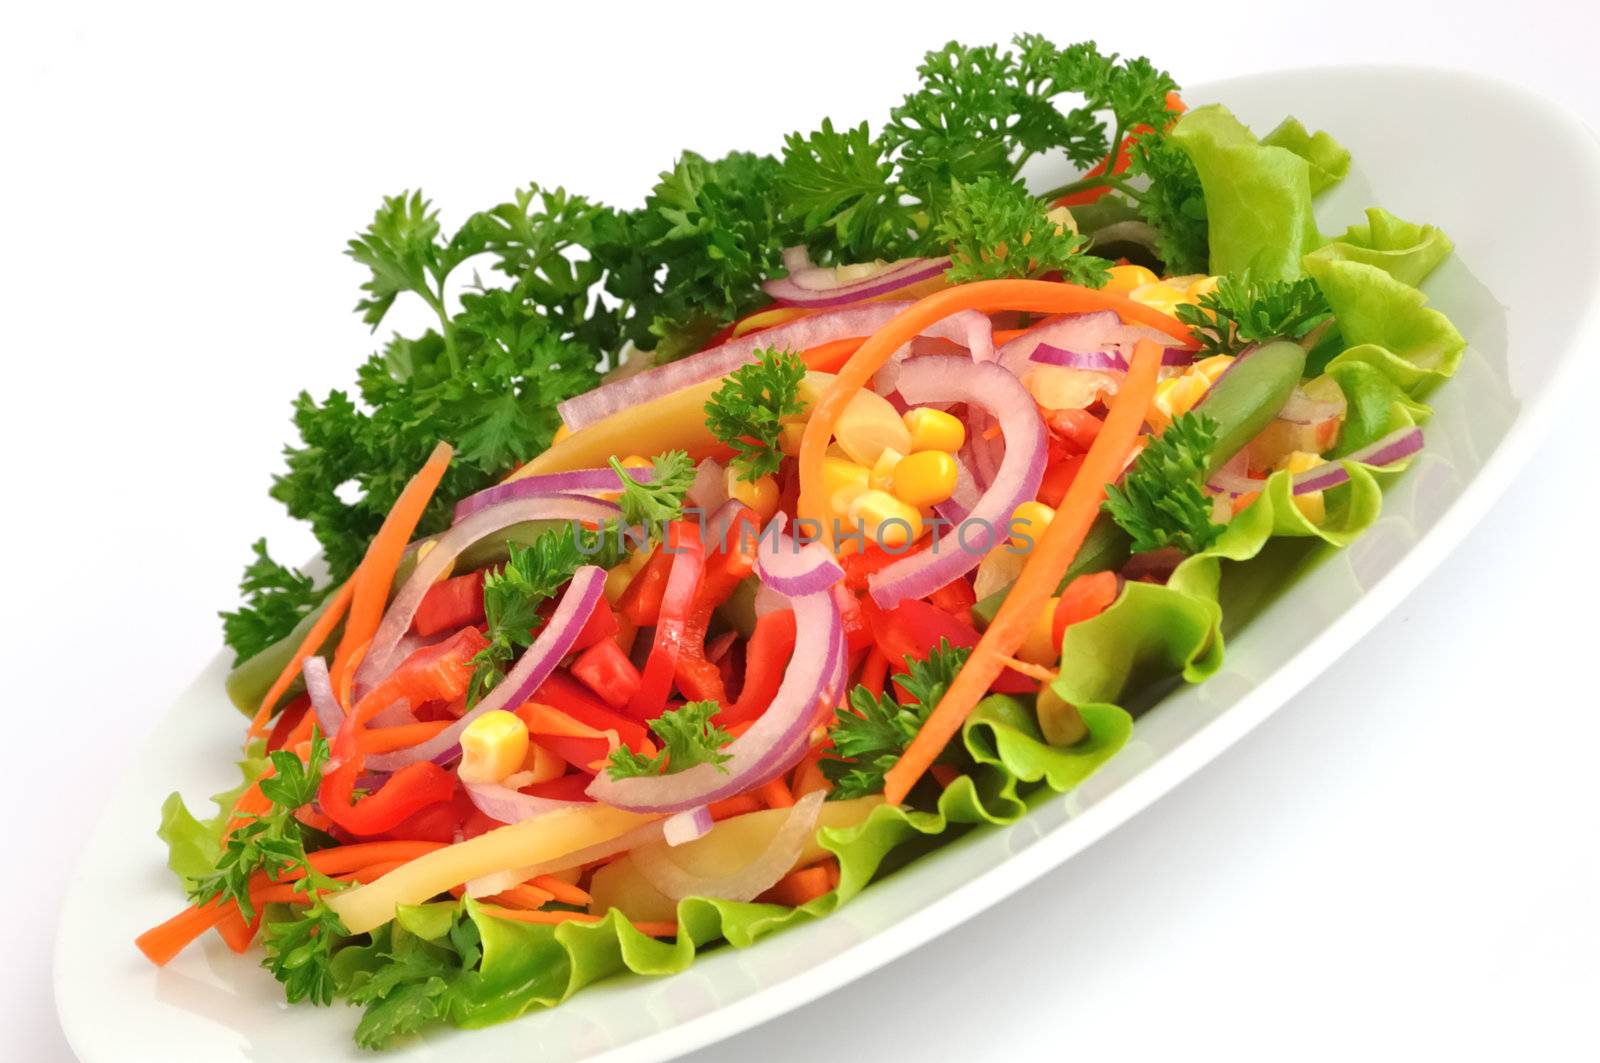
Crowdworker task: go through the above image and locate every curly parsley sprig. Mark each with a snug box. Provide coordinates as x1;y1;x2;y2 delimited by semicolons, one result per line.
1102;412;1226;555
607;701;733;779
705;349;808;481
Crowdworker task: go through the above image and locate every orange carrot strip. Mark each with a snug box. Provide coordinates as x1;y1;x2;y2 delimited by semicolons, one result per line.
995;656;1060;683
491;883;558;910
530;875;592;907
797;279;1194;538
757;777;795;809
247;577;356;741
799;336;867;374
214;904;257;953
328;441;454;696
708;794;763;820
880;338;1163;804
858;648;888;700
134;898;231;966
253;860;408;906
356;719;452;754
762;864;833;907
792;755;831;800
476;905;678;937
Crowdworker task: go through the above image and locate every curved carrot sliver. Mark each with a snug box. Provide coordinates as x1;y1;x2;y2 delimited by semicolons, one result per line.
215;904;257;953
796;279;1194;537
799;336;867;374
356;719;452;754
529;875;591;907
247;576;355;741
880;338;1165;804
328;440;454;697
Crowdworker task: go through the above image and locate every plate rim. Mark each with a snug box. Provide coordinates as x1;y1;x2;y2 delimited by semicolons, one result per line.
54;60;1600;1063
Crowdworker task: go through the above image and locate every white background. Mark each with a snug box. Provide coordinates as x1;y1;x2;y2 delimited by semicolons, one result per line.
5;2;1598;1059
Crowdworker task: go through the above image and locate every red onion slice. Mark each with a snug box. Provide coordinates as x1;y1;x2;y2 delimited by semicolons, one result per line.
1292;427;1424;495
302;655;343;739
452;467;651;524
556;302;994;432
1206;449;1266;497
763;256;950;309
354;495;619;697
934;454;980;525
686;458;729;514
631;790;826;902
463;780;586;825
362;566;607;772
997;311;1176;379
1277;388;1347;427
586;586;842;813
867;357;1047;609
663;806;714;846
1030;343;1194;371
755;513;845;597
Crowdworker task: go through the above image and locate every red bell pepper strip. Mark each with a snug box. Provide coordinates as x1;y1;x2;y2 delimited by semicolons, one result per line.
1051;571;1121;646
720;608;797;726
1038;453;1085;509
529;671;653;754
617;545;674;627
570;637;643;710
265;695;310;753
412;570;487;636
317;628;484;837
628;522;705;718
675;507;761;703
863;597;1036;696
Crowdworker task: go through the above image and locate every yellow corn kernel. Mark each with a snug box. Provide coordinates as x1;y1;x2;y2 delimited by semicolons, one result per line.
1016;596;1062;666
778;421;806;456
458;710;530;785
902;406;966;453
848;489;924;549
893;450;958;508
1009;500;1056;550
870;447;904;491
834;388;913;466
1129;282;1187;317
553;423;572;445
726;470;780;521
1186;275;1220;300
619;454;651;470
830;482;869;519
1103;264;1159;297
821;456;870;498
522;740;567;785
1156;372;1211;419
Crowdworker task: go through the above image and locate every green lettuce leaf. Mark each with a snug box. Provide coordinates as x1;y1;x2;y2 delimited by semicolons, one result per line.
1305;255;1467;396
1168;105;1331;283
1261;116;1351;195
1326;361;1432;455
1305;206;1454;288
345;695;1130;1040
157;744;269;888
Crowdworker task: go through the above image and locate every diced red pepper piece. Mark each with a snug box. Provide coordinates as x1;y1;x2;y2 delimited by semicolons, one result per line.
927;577;977;621
863;597;1036;696
1038;453;1085;509
528;671;653;754
570;637;642;710
674;507;761;704
570;601;621;653
412;570;487;636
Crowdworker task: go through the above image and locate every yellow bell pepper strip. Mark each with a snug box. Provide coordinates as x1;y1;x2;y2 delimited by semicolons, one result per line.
325;803;657;935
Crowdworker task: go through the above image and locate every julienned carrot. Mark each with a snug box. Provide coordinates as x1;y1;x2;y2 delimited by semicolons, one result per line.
763;863;834;907
757;777;795;809
791;750;830;800
215;904;257;953
135;898;232;965
858;647;888;700
709;794;763;820
476;905;678;937
247;577;356;741
881;338;1164;804
996;656;1060;683
799;336;867;374
356;719;452;754
255;841;447;883
797;279;1195;536
328;440;454;699
530;875;592;907
253;860;409;906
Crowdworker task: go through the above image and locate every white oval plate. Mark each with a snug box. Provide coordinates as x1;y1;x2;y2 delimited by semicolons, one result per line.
55;65;1600;1063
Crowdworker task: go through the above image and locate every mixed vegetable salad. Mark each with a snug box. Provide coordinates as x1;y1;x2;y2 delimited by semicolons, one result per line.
142;35;1464;1049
